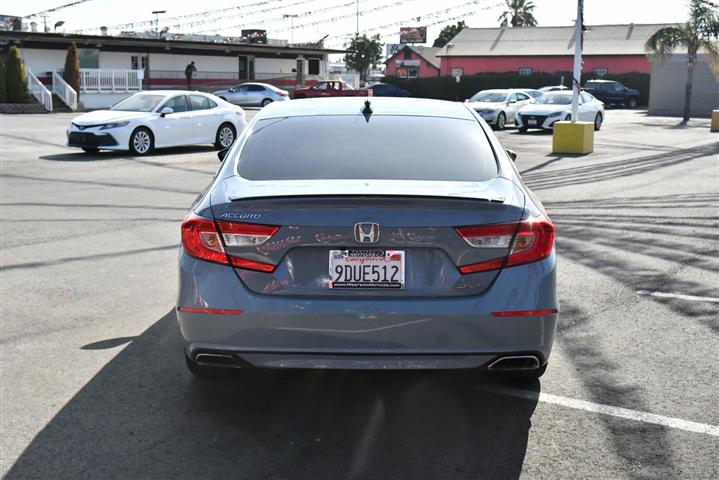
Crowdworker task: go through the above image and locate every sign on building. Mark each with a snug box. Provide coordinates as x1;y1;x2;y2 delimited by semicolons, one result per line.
241;29;267;44
386;43;405;58
399;27;427;44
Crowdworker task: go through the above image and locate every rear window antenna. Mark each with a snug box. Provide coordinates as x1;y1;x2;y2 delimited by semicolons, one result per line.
362;99;373;123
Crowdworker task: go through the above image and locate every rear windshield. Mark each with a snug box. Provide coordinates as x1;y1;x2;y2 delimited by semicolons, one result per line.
237;115;497;182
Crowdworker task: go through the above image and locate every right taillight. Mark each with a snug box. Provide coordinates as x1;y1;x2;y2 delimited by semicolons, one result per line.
181;214;278;272
455;213;554;274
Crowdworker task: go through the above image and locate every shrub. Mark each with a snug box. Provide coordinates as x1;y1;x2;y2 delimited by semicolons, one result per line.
5;45;27;102
0;58;7;103
383;71;651;105
63;42;81;99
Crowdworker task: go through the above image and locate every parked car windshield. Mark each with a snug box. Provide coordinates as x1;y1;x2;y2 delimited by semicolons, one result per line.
110;94;166;112
238;116;497;182
534;93;573;105
469;91;507;102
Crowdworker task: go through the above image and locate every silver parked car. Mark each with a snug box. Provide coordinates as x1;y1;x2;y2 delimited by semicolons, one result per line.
465;89;535;130
213;82;289;107
178;97;558;382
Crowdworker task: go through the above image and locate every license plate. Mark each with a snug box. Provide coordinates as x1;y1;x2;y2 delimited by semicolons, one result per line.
329;249;405;289
528;119;537;126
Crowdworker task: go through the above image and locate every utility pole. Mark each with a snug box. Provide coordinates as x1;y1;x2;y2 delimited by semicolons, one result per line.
152;10;166;38
355;0;359;35
570;0;583;122
283;14;299;44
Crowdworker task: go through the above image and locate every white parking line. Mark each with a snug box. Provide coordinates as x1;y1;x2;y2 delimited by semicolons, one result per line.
637;290;719;303
478;384;719;436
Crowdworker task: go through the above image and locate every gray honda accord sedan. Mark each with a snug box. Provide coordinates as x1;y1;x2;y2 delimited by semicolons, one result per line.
177;97;558;382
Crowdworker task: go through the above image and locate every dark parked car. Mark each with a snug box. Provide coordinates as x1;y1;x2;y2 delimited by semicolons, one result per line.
583;80;640;108
363;83;411;97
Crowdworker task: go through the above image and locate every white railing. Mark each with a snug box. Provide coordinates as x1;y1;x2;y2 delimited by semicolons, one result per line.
79;68;143;93
52;71;78;111
26;69;52;112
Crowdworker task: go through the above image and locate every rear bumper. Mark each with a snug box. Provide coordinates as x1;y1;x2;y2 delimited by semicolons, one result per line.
177;248;558;369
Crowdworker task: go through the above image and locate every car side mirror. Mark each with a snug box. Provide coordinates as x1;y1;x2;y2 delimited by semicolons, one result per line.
160;107;173;117
506;149;517;162
217;147;230;162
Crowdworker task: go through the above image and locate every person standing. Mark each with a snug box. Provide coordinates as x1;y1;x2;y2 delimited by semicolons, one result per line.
184;61;196;88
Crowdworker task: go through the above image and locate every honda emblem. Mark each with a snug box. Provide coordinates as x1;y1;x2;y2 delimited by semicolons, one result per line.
354;222;380;243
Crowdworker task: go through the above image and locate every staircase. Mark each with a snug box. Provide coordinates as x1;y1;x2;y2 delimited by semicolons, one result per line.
52;94;73;113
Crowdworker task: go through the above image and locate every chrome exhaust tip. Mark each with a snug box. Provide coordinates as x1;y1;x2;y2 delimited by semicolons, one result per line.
194;353;242;369
487;355;540;371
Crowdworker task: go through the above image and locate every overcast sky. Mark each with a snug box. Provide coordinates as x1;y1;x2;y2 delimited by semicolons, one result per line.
6;0;688;49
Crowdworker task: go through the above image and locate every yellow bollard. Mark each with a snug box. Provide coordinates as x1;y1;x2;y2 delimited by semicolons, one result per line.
552;121;594;154
711;110;719;132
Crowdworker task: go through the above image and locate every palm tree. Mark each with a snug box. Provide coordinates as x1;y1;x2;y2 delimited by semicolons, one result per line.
498;0;538;27
645;0;719;122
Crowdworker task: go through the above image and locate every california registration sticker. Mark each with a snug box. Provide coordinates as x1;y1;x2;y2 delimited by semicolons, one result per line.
387;251;402;261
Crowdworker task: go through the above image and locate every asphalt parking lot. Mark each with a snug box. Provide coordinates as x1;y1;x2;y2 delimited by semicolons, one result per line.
1;109;717;479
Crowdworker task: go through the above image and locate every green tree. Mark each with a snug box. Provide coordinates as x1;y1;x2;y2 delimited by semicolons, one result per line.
645;0;719;122
344;34;383;82
0;58;7;103
432;21;467;48
5;45;27;102
498;0;538;27
63;41;81;99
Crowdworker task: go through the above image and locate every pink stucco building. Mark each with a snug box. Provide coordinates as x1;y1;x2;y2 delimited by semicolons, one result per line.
385;45;441;79
421;24;671;78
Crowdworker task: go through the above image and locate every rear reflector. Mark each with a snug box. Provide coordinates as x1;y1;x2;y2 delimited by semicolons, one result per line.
178;307;244;315
491;309;558;317
229;256;276;272
456;213;554;274
181;213;279;272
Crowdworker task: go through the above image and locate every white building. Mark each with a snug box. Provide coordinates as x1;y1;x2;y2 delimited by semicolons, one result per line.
1;30;344;110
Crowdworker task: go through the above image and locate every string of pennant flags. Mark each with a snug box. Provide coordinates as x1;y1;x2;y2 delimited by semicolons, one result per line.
25;0;96;18
191;0;416;35
76;0;293;33
328;3;505;48
70;0;504;48
320;0;504;44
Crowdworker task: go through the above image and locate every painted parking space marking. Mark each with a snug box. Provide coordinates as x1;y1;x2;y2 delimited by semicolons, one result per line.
637;290;719;303
478;384;719;436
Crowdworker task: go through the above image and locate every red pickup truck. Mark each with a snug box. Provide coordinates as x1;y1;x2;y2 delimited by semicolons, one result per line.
291;80;370;99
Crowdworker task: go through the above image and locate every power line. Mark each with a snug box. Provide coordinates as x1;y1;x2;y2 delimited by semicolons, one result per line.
25;0;97;18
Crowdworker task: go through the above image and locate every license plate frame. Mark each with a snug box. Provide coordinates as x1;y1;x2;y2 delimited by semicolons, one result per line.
527;119;537;126
328;249;405;289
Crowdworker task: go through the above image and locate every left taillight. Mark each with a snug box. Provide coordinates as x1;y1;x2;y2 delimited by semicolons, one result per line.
455;213;554;274
181;214;279;272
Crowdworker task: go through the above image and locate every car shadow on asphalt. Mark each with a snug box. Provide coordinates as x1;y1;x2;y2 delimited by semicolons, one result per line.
5;310;539;480
39;145;218;162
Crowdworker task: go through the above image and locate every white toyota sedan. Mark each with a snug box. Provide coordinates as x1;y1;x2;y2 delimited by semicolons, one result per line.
67;91;247;155
516;91;605;132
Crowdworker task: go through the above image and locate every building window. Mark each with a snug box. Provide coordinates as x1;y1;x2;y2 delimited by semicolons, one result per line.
518;67;532;76
78;48;99;69
593;67;608;78
308;59;320;75
403;48;412;60
397;67;418;79
131;56;149;70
